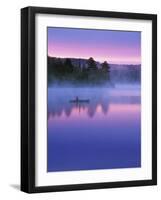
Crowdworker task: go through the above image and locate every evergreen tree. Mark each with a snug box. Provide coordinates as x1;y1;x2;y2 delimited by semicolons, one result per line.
64;58;74;73
101;61;110;72
101;61;110;80
87;57;97;71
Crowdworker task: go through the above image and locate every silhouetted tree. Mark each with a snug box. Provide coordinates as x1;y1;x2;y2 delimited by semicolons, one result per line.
64;58;74;73
87;57;97;71
101;61;110;80
101;61;110;72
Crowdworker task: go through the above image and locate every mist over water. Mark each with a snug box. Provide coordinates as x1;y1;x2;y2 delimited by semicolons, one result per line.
47;82;141;172
48;84;140;118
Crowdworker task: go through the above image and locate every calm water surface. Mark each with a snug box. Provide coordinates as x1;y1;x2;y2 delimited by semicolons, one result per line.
47;84;141;172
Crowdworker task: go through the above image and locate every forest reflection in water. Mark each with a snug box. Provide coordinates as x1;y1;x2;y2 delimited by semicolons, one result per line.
47;85;141;172
48;86;140;119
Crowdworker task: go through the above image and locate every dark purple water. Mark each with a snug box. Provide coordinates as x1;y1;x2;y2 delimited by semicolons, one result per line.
47;85;141;172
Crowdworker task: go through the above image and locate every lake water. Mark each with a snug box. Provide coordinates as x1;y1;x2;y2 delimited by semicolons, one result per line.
47;84;141;172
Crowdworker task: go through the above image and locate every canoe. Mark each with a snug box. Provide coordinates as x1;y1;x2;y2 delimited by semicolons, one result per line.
69;99;90;103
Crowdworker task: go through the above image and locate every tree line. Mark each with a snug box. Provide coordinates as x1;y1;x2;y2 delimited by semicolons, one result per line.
48;57;110;85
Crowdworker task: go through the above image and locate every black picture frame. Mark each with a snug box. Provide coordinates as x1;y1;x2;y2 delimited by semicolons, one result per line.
21;6;157;193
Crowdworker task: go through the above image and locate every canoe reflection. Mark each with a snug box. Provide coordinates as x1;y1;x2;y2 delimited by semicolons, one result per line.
48;88;140;119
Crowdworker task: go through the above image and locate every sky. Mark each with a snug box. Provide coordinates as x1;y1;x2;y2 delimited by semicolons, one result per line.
48;27;141;65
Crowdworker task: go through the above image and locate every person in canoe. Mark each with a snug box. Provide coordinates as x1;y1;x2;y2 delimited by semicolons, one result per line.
69;96;90;103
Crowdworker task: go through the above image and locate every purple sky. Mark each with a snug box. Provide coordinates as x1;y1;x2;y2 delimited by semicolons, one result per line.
48;27;141;65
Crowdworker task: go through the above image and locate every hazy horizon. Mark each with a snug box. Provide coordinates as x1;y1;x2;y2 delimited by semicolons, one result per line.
48;55;141;66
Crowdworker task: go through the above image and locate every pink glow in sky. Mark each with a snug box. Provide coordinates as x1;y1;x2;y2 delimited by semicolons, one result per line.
48;27;141;65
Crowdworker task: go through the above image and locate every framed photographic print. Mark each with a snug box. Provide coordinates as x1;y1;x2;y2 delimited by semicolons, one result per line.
21;6;157;193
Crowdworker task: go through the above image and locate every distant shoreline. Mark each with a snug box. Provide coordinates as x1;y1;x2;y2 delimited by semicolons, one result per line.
48;56;141;85
48;56;141;67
